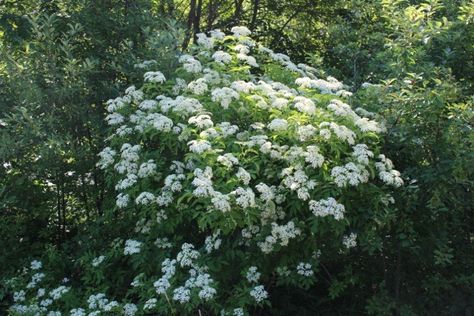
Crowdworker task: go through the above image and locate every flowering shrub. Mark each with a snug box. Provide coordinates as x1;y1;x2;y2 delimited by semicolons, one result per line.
7;26;403;315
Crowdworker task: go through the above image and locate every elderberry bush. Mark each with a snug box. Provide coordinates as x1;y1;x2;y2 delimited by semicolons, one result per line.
8;26;403;316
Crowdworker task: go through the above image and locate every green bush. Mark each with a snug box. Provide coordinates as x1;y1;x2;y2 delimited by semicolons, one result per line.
5;26;406;316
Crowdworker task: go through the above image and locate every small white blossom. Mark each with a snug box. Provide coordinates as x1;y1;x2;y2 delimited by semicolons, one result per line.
249;285;268;303
92;256;105;267
343;233;357;249
246;266;261;283
296;262;314;276
144;71;166;83
124;239;142;255
309;197;345;220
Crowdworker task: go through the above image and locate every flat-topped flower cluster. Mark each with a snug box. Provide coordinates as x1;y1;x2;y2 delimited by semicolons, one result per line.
8;26;402;315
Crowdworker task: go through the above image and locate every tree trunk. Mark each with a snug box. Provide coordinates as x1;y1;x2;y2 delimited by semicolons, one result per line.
250;0;260;31
182;0;197;49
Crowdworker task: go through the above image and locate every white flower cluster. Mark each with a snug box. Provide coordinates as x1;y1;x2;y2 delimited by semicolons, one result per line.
376;155;404;187
49;286;69;300
246;266;261;283
212;50;232;64
231;187;256;209
319;122;356;144
296;262;314;277
154;258;176;294
217;153;239;168
342;233;357;249
177;243;200;267
97;148;116;168
204;230;222;253
309;197;345;220
188;78;208;95
179;54;202;73
281;167;316;201
352;144;374;165
144;71;166;83
331;162;369;187
296;76;344;94
211;87;240;108
124;239;142;255
87;293;119;312
92;256;105;267
267;118;288;131
258;221;301;254
249;285;268;303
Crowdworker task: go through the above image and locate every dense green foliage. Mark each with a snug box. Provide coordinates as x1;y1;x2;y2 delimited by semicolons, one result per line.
1;0;473;315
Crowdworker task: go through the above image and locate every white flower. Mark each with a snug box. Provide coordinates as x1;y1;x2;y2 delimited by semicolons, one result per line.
297;124;317;142
343;233;357;249
143;298;157;310
123;303;138;316
196;33;214;49
304;145;325;168
138;100;158;111
97;147;116;169
293;96;316;115
246;266;261;283
31;260;42;270
217;153;239;168
236;167;251;185
331;163;369;187
296;262;313;276
205;230;222;253
144;71;166;83
211;87;240;108
309;197;345;220
173;286;191;303
183;58;202;73
135;192;156;205
115;173;138;190
231;187;256;209
237;53;259;67
70;308;86;316
267;118;288;131
189;114;214;129
255;183;275;203
92;256;105;267
37;288;46;297
188;78;208;95
105;113;124;125
231;80;255;93
233;308;245;316
217;122;239;137
249;285;268;303
146;113;174;132
188;139;212;154
138;160;156;178
376;155;404;187
155;237;173;249
177;243;200;267
212;50;232;64
210;29;225;39
211;192;231;212
231;26;251;38
116;193;129;208
192;167;214;197
13;291;25;302
49;286;69;300
124;239;142;255
352;144;374;165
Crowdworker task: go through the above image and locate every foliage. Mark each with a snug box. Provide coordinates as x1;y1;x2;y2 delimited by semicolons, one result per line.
1;0;473;315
